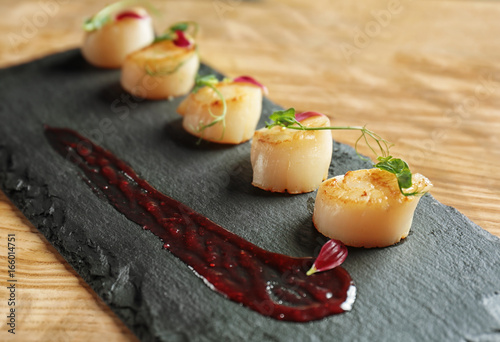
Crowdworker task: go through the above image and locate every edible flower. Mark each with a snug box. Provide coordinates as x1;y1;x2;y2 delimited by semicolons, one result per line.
294;111;325;122
173;30;191;47
233;76;268;95
307;239;348;276
115;10;146;20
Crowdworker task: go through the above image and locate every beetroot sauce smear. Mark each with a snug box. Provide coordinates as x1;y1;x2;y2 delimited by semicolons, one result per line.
44;126;355;322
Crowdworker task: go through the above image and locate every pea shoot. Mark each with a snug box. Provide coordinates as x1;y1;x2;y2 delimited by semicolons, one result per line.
266;107;423;196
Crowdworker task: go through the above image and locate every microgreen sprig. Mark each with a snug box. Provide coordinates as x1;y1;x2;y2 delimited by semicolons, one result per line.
83;0;159;32
266;107;300;128
191;74;227;143
374;156;419;196
266;108;392;160
266;108;424;196
153;21;199;44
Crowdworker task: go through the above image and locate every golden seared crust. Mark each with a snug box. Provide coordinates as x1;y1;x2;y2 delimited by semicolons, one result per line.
253;126;292;144
182;82;255;111
126;40;197;66
319;168;429;207
207;94;245;108
405;173;433;195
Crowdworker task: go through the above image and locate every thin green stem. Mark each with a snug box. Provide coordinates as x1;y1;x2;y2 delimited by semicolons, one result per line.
266;107;428;196
194;83;227;143
153;32;175;44
144;52;195;76
283;125;392;159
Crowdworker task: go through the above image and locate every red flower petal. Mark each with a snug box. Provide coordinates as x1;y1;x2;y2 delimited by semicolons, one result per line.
295;111;326;122
115;11;147;21
173;30;192;47
307;239;348;276
233;76;268;95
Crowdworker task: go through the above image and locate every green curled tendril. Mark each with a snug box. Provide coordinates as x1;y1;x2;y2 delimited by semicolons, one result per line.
266;107;426;196
190;74;227;144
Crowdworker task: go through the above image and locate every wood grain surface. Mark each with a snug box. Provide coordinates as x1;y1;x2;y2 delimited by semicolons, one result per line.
0;0;499;340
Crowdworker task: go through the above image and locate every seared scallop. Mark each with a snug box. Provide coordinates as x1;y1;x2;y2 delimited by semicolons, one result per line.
251;113;333;194
82;6;155;68
121;39;199;99
313;168;432;248
177;81;263;144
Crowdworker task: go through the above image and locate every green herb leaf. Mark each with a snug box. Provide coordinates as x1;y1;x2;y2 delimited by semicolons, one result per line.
374;156;419;196
83;18;96;31
266;108;303;128
193;74;219;92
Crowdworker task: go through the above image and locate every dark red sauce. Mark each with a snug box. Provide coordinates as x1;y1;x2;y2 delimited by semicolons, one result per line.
44;126;355;322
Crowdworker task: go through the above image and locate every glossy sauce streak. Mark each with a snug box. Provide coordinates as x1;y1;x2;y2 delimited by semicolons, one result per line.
44;126;355;322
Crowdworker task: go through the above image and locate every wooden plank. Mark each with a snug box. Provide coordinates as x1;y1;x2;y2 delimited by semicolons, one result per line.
0;192;138;341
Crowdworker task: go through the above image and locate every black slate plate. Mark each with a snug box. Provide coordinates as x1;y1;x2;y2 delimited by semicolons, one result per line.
1;50;500;342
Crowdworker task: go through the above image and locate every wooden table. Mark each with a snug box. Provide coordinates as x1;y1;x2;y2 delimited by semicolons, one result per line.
1;0;499;340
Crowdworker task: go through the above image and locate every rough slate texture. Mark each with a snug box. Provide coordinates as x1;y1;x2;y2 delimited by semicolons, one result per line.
1;50;500;342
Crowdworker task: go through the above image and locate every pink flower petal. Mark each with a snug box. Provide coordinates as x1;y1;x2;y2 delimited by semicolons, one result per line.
115;11;147;21
307;239;348;276
295;111;326;122
233;76;268;95
173;30;192;48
